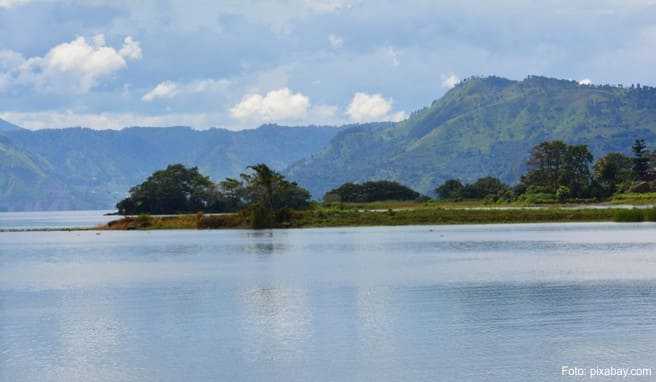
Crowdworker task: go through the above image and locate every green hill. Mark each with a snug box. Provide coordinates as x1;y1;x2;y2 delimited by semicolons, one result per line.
286;76;656;197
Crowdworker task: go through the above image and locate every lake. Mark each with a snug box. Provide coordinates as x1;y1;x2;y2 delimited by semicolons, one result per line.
2;220;656;381
0;210;116;230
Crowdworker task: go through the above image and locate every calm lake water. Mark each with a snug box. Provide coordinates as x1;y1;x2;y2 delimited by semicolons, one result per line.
0;210;116;230
2;222;656;381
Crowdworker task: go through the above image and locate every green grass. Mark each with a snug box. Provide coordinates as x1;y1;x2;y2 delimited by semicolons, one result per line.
611;193;656;205
287;207;617;228
104;204;656;231
613;209;645;222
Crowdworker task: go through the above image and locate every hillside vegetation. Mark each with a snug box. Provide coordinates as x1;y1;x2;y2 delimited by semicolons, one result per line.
286;76;656;197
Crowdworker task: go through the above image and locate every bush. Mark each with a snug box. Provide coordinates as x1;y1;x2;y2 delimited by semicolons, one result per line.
517;192;557;204
556;186;570;203
644;208;656;222
135;214;153;227
629;181;652;194
613;209;645;222
325;180;422;203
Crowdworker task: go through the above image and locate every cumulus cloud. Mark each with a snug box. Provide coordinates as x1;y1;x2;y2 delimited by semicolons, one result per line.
328;34;344;49
230;88;310;123
0;0;29;8
0;34;141;94
346;92;405;123
441;73;460;89
118;36;143;60
578;78;592;85
142;78;229;101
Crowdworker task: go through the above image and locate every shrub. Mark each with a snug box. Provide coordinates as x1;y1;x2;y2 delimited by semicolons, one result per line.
517;192;557;204
556;186;570;203
613;209;645;222
644;208;656;222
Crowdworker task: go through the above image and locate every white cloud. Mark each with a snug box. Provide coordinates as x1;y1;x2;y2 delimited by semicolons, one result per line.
578;78;592;85
389;111;408;122
441;73;460;89
143;78;230;101
230;88;310;123
303;0;352;13
346;92;405;123
0;34;141;94
142;81;178;101
384;46;400;67
328;34;344;49
0;111;218;130
0;0;29;8
0;50;23;92
118;36;143;60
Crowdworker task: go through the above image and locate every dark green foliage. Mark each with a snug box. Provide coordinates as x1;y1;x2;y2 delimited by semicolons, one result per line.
462;177;511;200
520;141;593;198
644;208;656;222
239;163;311;228
593;152;633;195
324;180;422;203
435;179;464;199
436;177;509;201
116;164;218;215
632;139;652;181
116;162;311;229
613;208;645;222
240;164;311;211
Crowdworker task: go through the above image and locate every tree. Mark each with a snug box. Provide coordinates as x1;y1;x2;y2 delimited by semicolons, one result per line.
462;177;510;200
561;144;593;197
593;152;633;195
435;179;464;200
324;180;421;203
240;163;311;228
522;141;569;193
632;139;651;181
520;141;593;198
214;178;246;212
116;164;218;215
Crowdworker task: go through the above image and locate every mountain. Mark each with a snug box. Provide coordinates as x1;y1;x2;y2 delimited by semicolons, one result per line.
286;76;656;197
0;124;340;211
0;118;23;132
4;75;656;211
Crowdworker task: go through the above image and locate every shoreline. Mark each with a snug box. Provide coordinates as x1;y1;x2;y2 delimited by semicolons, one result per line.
101;206;650;231
3;204;655;233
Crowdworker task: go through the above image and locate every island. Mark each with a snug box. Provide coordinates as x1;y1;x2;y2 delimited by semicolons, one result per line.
104;139;656;230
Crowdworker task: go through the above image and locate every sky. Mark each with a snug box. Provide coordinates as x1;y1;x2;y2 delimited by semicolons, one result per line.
1;0;656;130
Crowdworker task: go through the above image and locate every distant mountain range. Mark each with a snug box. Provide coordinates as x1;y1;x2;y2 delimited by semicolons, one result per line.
3;75;656;211
0;123;339;211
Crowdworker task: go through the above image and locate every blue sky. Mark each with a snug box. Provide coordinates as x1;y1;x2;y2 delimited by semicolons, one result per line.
1;0;656;130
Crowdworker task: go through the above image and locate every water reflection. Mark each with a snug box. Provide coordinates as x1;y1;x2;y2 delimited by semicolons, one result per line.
3;223;656;381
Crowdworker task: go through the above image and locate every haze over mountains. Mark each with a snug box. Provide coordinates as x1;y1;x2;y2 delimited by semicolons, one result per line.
3;75;656;211
0;124;339;211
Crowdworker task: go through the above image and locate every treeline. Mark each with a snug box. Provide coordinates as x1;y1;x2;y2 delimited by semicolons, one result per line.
436;139;656;202
116;138;655;228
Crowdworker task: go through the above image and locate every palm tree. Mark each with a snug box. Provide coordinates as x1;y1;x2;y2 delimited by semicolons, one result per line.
244;164;276;228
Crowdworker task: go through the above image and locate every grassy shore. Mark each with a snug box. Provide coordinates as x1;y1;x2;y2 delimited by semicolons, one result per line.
102;203;656;230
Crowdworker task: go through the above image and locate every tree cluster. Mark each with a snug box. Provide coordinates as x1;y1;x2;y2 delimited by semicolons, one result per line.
117;163;311;225
324;180;422;203
436;177;511;201
435;139;656;202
